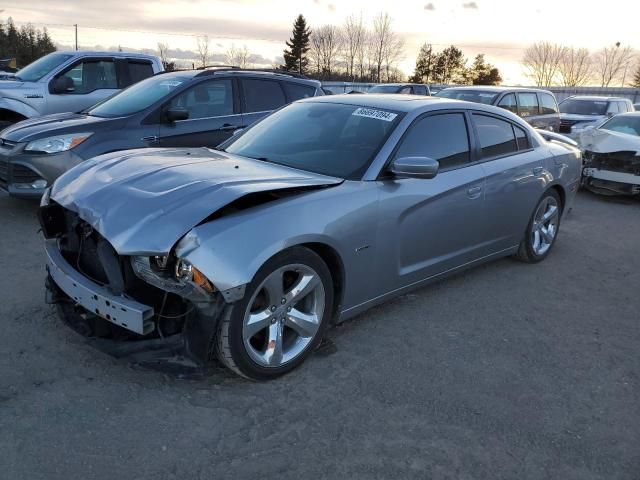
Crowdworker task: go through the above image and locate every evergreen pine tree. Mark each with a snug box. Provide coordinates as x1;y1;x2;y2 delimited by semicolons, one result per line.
631;65;640;88
282;15;311;75
409;43;435;83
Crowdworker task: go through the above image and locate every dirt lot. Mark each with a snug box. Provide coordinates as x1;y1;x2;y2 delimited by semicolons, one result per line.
0;190;638;480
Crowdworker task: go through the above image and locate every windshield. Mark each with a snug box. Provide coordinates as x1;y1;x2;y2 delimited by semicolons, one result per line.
559;99;608;115
600;115;640;137
368;85;402;93
436;89;498;105
15;53;74;82
88;74;190;117
224;102;402;179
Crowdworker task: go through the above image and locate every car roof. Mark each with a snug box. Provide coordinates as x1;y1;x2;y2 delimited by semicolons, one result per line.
191;68;321;86
565;95;629;101
301;93;465;112
56;50;159;61
440;85;552;94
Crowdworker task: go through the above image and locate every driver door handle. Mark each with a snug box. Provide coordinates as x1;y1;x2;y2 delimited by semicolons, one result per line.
220;123;240;131
466;185;482;199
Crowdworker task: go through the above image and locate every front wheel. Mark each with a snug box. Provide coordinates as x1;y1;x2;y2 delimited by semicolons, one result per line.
214;247;334;380
516;190;562;263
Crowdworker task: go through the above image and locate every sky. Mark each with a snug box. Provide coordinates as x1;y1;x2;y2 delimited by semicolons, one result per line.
2;0;640;84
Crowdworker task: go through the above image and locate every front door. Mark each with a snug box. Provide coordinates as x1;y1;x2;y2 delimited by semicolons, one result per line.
158;78;242;148
374;111;487;296
46;58;119;115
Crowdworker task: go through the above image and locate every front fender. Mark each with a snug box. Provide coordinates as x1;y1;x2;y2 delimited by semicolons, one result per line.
0;97;40;118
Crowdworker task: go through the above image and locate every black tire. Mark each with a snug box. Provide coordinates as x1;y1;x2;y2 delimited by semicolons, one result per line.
516;189;563;264
214;246;334;380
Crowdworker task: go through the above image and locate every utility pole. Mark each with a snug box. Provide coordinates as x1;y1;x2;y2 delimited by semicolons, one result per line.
74;24;78;50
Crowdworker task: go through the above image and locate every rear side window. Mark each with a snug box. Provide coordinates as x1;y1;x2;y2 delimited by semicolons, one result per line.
127;61;154;85
497;93;517;114
242;79;286;112
518;93;539;117
394;113;470;169
473;114;518;158
414;85;427;96
607;102;619;114
617;101;629;113
539;93;558;114
282;82;316;101
514;124;530;150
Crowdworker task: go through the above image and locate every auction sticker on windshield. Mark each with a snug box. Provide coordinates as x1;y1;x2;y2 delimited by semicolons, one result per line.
352;107;397;122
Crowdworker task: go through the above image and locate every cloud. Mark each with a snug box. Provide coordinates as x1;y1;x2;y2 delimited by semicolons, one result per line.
462;1;478;8
424;3;435;11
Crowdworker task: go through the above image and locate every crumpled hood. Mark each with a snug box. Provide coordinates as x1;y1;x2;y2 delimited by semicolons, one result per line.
1;112;117;142
50;148;342;255
577;128;640;154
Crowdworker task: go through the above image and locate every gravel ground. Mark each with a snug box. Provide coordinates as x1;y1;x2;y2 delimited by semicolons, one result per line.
0;190;639;480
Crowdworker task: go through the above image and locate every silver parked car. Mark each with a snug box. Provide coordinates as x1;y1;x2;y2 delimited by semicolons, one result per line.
39;95;582;380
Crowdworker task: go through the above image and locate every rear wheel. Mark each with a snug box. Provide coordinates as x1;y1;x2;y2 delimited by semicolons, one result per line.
516;189;562;263
214;247;333;380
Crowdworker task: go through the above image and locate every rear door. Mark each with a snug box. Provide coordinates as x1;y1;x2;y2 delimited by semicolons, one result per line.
375;111;487;294
46;57;118;114
471;112;545;251
516;92;545;128
240;77;288;128
157;77;241;148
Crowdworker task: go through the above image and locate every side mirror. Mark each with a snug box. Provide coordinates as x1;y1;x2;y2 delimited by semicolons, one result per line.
390;156;439;179
165;106;189;122
606;112;614;118
51;76;74;94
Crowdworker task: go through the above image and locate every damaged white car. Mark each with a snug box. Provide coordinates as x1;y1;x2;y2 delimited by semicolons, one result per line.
578;112;640;196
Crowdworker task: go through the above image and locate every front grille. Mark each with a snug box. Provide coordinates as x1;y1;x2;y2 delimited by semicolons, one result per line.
11;164;42;184
0;157;7;185
559;119;579;133
584;150;640;175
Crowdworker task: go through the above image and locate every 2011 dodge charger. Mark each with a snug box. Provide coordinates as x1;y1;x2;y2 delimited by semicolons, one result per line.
39;94;581;380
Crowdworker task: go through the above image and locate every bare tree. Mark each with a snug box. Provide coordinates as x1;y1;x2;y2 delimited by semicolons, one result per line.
371;12;394;82
196;35;210;68
310;24;342;78
522;42;566;86
594;43;635;87
383;34;404;82
558;47;591;86
341;13;366;80
225;43;250;68
157;42;170;66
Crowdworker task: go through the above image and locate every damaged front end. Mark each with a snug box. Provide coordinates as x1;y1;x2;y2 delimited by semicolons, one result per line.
578;128;640;196
39;199;226;375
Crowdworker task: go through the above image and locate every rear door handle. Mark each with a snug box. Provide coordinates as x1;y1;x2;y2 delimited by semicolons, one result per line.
220;123;241;131
466;185;482;199
533;167;545;176
141;135;158;143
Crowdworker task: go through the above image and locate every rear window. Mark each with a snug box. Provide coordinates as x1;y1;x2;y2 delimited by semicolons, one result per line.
283;82;316;101
436;89;498;105
242;79;286;112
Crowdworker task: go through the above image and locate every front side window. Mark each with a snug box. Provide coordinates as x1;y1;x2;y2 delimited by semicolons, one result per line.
607;102;619;114
126;61;154;86
57;60;117;94
394;113;470;169
617;101;629;113
15;53;74;82
168;79;234;119
242;79;286;112
518;93;539;117
224;102;401;179
473;114;518;158
88;73;189;117
369;85;403;94
399;86;412;94
497;93;517;114
539;93;558;114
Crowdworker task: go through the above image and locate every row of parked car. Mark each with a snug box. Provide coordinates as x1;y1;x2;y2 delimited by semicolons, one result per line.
1;50;638;199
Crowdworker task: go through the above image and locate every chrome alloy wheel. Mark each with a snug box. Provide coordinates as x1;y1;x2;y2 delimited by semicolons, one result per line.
242;264;325;368
531;196;559;256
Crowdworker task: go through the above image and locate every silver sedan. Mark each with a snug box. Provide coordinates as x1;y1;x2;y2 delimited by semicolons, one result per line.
40;95;582;380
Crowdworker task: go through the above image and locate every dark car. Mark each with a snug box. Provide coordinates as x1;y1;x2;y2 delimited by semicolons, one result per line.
0;68;323;198
436;86;560;132
368;83;430;96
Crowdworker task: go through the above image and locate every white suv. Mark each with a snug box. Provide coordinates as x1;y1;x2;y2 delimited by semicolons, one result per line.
0;51;164;128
